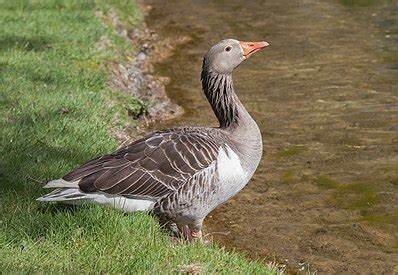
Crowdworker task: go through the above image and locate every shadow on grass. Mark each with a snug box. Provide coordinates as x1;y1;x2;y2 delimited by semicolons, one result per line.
0;35;52;52
1;109;107;196
0;1;95;11
1;58;68;86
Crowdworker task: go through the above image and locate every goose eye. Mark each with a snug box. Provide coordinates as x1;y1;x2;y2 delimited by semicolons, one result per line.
225;46;232;52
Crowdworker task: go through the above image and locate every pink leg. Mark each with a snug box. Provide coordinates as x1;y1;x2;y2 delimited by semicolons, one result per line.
180;225;203;242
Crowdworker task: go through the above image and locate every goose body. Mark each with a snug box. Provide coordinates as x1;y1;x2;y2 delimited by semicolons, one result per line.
38;39;269;240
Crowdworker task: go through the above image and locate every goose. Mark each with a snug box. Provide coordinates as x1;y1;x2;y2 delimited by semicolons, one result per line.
38;39;269;241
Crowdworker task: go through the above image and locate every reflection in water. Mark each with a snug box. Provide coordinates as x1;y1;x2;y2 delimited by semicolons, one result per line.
144;0;398;273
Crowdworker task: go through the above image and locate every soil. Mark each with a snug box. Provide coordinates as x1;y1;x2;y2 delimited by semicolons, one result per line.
97;7;184;124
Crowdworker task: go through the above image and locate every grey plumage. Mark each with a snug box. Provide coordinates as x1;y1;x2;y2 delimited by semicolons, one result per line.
38;38;269;240
201;71;238;127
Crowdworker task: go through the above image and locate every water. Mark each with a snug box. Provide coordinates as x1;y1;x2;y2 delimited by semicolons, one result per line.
144;0;398;272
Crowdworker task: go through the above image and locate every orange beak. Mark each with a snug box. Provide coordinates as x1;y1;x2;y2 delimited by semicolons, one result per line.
239;41;269;59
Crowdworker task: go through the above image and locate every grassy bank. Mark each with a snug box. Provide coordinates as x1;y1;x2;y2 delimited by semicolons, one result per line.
0;0;274;273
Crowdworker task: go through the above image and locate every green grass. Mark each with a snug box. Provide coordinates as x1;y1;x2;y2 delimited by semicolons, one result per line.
0;0;274;273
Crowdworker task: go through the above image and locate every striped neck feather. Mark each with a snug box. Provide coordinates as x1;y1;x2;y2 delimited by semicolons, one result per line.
201;68;239;128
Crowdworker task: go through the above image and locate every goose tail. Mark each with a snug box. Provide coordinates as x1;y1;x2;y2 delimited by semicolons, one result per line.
42;178;79;189
37;187;89;204
37;178;155;212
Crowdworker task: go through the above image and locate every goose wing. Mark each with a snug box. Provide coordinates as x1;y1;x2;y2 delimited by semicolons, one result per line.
63;128;223;199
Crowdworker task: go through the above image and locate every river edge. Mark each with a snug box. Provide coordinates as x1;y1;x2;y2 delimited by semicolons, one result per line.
140;0;398;273
0;1;280;272
97;4;185;145
98;3;285;273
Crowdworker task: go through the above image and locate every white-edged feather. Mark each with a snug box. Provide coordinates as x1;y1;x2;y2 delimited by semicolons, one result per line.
37;188;155;212
43;178;79;189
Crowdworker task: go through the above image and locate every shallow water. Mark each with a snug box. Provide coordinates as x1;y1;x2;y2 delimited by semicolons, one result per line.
144;0;398;272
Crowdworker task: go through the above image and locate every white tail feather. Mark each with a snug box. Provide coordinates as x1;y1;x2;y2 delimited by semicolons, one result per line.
37;188;86;202
37;186;155;212
43;178;79;189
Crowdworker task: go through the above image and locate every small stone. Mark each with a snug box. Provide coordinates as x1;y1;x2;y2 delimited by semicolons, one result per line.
59;107;69;115
137;52;146;61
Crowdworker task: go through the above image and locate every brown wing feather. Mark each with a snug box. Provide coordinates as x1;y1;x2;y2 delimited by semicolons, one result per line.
63;128;223;199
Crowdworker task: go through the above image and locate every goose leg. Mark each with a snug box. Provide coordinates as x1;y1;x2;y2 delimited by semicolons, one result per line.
190;229;202;239
180;219;205;242
181;225;202;242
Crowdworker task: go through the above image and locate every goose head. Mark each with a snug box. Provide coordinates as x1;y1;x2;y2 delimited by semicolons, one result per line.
201;39;269;128
202;39;269;75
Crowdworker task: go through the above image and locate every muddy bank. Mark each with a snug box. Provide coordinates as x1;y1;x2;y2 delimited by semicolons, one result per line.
97;6;183;133
143;0;398;273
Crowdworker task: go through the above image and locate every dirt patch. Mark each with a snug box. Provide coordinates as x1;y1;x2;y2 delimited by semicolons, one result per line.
96;7;184;126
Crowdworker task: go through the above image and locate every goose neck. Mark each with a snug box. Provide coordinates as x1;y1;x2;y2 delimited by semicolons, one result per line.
201;69;258;130
201;70;241;128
